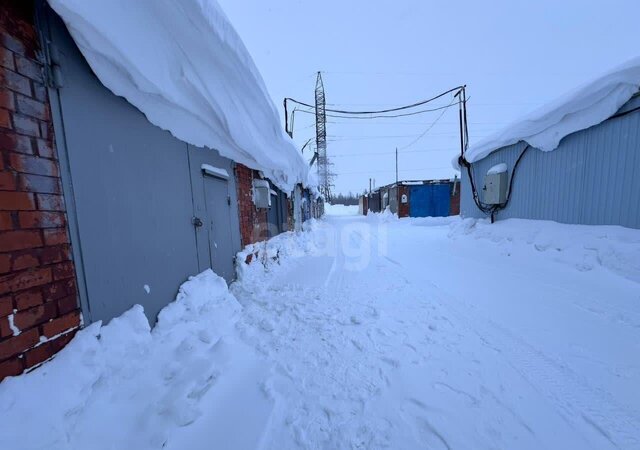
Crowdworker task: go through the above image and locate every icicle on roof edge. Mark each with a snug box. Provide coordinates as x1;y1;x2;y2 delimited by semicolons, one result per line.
464;57;640;164
47;0;314;192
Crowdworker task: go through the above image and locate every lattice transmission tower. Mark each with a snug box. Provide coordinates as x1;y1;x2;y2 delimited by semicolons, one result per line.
314;72;334;200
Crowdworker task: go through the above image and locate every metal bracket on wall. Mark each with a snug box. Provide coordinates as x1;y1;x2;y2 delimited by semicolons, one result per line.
41;37;64;88
35;1;63;89
49;42;65;88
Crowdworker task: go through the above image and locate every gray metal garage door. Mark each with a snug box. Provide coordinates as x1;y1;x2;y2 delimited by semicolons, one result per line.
187;146;242;281
203;173;235;280
266;186;289;236
43;8;241;324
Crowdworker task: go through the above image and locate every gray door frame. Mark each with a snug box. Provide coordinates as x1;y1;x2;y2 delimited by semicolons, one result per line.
38;4;93;321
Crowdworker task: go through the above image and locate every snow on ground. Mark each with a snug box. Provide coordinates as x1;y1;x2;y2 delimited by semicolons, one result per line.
2;212;640;449
233;213;640;449
323;203;359;216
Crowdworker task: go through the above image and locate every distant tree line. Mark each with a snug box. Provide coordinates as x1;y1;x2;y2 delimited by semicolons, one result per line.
330;192;361;206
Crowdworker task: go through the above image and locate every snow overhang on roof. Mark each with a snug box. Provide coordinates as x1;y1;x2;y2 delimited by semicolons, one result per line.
464;57;640;164
47;0;314;193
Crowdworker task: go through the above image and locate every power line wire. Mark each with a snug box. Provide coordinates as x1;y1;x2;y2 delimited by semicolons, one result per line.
286;85;464;115
324;120;505;126
323;133;487;142
331;148;456;157
328;132;451;139
334;166;454;175
399;95;457;151
294;102;461;120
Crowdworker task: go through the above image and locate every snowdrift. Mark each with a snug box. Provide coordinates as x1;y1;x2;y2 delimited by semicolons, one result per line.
235;220;323;283
465;57;640;163
0;270;273;450
449;218;640;283
47;0;311;192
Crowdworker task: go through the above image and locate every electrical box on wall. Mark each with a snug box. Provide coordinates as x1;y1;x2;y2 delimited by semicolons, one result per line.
252;179;271;208
483;164;508;205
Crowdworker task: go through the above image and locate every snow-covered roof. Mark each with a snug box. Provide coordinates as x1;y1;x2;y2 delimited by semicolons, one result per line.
47;0;313;192
465;57;640;163
398;179;454;186
200;164;229;179
487;163;508;175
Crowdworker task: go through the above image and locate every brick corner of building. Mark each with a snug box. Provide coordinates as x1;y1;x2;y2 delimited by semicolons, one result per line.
0;2;81;383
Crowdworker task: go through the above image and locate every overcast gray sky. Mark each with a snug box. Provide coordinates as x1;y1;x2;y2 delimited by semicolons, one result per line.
218;0;640;195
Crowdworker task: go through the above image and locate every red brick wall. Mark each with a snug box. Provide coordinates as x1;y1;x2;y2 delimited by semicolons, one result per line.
450;181;461;216
235;164;269;246
0;1;80;382
398;185;410;218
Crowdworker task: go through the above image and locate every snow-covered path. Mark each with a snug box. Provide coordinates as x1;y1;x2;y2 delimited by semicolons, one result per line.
233;212;640;449
2;211;639;450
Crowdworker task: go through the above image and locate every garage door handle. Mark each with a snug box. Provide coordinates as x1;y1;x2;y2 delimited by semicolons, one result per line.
192;217;203;227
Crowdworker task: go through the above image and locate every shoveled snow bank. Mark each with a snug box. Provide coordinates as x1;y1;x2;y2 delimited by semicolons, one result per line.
0;270;274;450
449;218;640;283
236;220;323;283
465;57;640;163
47;0;311;192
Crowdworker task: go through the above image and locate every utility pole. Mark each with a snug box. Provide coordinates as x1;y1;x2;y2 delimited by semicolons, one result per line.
395;147;398;185
369;178;372;194
455;85;468;158
283;98;292;138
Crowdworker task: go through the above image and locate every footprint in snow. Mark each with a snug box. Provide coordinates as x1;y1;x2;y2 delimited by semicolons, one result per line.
402;399;452;450
404;343;418;353
433;381;479;407
380;356;400;368
187;372;219;401
260;319;275;332
575;262;593;272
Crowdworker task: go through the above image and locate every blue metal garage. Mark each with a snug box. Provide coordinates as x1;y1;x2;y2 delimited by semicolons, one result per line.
408;183;452;217
371;179;460;218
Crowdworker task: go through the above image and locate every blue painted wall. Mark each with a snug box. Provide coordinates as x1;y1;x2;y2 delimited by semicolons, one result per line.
409;184;451;217
461;95;640;229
